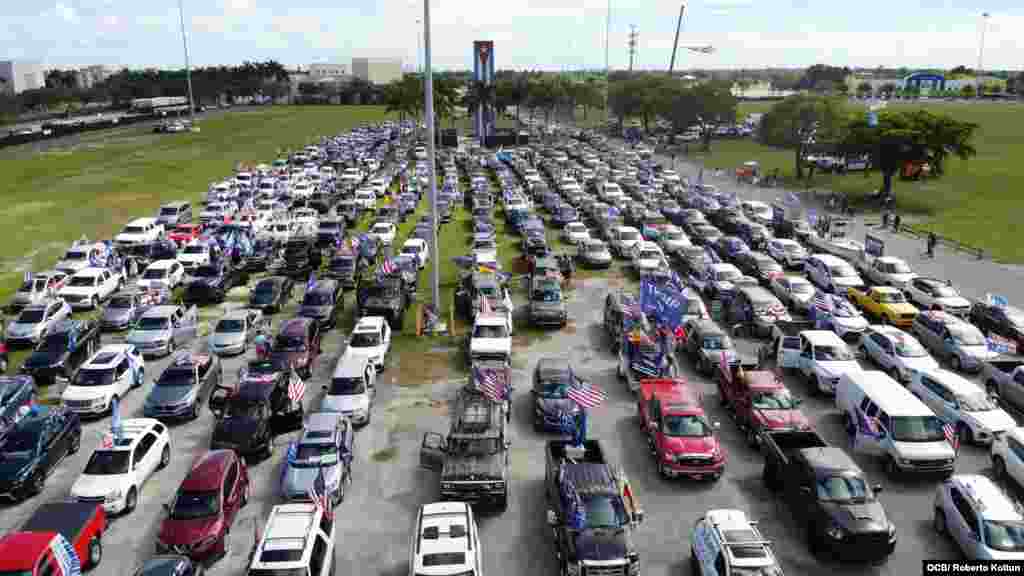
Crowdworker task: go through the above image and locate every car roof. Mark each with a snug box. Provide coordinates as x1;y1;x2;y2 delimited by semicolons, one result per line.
100;418;162;451
146;259;179;269
181;450;234;490
142;305;180;318
872;286;902;294
953;474;1023;521
800;446;862;475
127;217;158;226
354;316;385;332
73;267;106;277
801;330;845;344
303;412;344;436
918;368;982;396
84;344;133;368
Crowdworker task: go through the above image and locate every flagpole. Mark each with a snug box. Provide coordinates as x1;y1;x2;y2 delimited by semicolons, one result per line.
423;0;441;316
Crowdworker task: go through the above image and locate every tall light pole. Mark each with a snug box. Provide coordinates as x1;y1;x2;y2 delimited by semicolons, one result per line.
604;0;611;122
422;1;440;314
176;0;196;127
416;19;423;74
668;3;686;75
977;12;990;99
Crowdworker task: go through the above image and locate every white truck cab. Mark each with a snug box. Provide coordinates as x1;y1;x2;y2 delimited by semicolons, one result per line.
249;503;336;576
410;502;483;576
469;315;512;364
797;330;862;395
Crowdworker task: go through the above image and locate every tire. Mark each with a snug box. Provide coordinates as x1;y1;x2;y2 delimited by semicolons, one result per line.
950;355;962;372
159;445;170;469
658;460;671;479
189;401;200;420
884;456;898;477
745;426;759;447
934;507;948;535
124;487;138;514
69;431;81;454
957;423;973;446
30;470;45;495
994;456;1007;480
91;296;99;310
167;339;176;355
134;368;144;389
762;463;779;490
810;375;821;396
87;536;102;568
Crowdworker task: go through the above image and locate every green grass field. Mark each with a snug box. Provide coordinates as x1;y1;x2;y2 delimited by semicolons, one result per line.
0;106;399;303
692;100;1024;262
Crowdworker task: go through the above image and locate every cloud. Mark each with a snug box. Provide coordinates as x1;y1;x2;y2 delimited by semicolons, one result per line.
224;0;252;14
54;2;76;22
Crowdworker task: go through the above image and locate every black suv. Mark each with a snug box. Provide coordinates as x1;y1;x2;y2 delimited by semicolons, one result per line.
356;276;408;329
735;252;785;287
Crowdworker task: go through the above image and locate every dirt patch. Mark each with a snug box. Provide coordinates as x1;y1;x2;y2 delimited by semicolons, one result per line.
392;349;458;387
371;447;399;462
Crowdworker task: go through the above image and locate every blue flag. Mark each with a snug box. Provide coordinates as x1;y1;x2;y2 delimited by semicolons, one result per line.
110;396;121;440
574;410;587;447
307;271;317;292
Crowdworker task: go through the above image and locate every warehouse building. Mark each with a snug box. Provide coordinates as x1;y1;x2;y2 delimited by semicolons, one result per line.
0;60;45;95
351;58;402;85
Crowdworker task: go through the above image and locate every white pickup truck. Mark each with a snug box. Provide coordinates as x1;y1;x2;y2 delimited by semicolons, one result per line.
855;254;917;290
468;315;512;365
58;267;122;310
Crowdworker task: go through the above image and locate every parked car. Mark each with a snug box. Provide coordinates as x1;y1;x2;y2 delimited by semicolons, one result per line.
0;405;81;501
770;275;816;313
766;238;808;269
933;474;1024;560
912;311;996;374
970;301;1024;353
905;277;972;317
280;412;354;503
18;318;101;385
4;299;73;347
691;509;785;576
183;263;249;305
144;351;222;421
0;501;107;573
137;260;185;291
58;267;121;310
343;316;391;373
210;308;265;356
298;279;342;330
910;368;1014;446
126;305;196;358
0;375;36;443
8;271;68;311
61;344;145;418
156;449;249;561
400;238;429;269
577;238;612;269
101;288;164;331
269;317;322;378
638;378;726;480
860;325;939;383
990;427;1024;489
323;354;376;425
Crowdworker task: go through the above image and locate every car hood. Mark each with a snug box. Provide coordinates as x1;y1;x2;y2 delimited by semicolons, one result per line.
159;515;223;546
531;302;564;313
899;355;939;372
441;453;504;481
635;258;661;269
883;302;918;315
892;439;955;459
962;409;1017;434
60;286;97;297
72;473;130;498
0;454;36;481
960;345;998;360
6;321;43;336
935;296;972;309
322;394;368;413
659;434;717;455
345;345;384;362
62;385;113;402
822;500;890;534
753;408;810;430
470;338;511;354
584;251;612;261
177;253;208;263
213;417;262;444
127;329;172;344
831;315;868;331
363;297;399;309
283;463;341;496
212;332;246;347
102;308;134;322
814;361;861;379
536;397;578;417
146;385;195;406
573;528;632;561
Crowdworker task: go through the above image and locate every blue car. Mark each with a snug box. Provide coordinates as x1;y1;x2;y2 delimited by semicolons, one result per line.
0;375;37;443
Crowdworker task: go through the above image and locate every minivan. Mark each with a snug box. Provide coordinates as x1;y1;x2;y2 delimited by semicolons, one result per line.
836;370;957;477
156;201;192;227
796;330;862;395
805;253;865;294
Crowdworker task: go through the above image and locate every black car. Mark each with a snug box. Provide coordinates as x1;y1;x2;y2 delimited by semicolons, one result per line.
735;252;784;286
531;357;583;432
0;375;36;443
133;555;205;576
183;263;249;305
298;279;342;329
143;351;222;421
325;251;361;290
356;276;408;329
970;302;1024;351
676;246;710;278
209;379;303;459
248;276;294;313
0;405;81;501
19;319;101;385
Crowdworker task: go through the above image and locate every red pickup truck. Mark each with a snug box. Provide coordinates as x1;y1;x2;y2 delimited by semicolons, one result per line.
0;501;106;575
638;378;726;481
717;364;812;447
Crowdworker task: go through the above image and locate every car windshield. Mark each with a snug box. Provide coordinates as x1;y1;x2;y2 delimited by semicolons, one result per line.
84;450;130;475
74;368;115;387
302;292;333;306
64;250;87;261
816;475;872;503
474;324;508;338
170;490;220;520
183;245;205;254
960;391;999;412
448;437;500;456
401;246;419;255
662;414;712;437
702;335;732;350
534;289;561;303
350;332;380;347
892;336;928;357
585;243;605;253
877;291;906;304
156;368;194;387
751;390;798;410
329;377;365;395
293;442;339;466
931;285;958;297
17;309;45;323
68;276;96;287
193;266;218;278
881;261;912;273
1;425;41;457
274;335;306;351
217;319;245;333
580;494;627;529
639;250;661;260
122;226;145;235
136;316;170;330
985;521;1024;552
142;268;167;279
949;325;986;346
619;230;639;241
814;345;854;361
830;266;858;278
717;269;741;282
108;295;134;308
372;225;391;234
891;415;947;442
161;207;181;216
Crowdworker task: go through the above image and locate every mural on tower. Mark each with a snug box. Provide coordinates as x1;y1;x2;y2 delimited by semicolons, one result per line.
473;41;495;141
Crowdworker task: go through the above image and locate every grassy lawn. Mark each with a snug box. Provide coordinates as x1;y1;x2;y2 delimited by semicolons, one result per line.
0;106;397;305
690;100;1024;263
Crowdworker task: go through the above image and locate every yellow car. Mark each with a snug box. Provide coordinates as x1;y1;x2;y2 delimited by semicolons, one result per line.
848;286;920;327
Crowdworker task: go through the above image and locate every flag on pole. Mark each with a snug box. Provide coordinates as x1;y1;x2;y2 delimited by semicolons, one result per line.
473;367;508;403
719;350;732;384
479;295;493;316
567;381;607;409
814;291;832;312
307;467;334;520
306;271;317;292
943;423;960;452
288;373;306;402
110;396;122;441
50;534;81;576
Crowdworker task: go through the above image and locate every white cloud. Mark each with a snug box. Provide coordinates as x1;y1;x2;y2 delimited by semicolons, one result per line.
54;2;76;22
224;0;251;14
192;14;232;34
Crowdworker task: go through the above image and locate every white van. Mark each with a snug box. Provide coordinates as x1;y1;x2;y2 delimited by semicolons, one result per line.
805;253;865;294
797;330;862;395
836;370;957;477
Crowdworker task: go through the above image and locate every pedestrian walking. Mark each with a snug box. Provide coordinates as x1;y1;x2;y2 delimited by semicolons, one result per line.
881;212;890;229
254;331;269;360
893;214;902;232
926;232;938;258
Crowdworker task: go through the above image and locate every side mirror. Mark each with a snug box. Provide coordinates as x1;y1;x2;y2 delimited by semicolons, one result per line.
546;510;559;527
873;484;884;493
633;509;645;524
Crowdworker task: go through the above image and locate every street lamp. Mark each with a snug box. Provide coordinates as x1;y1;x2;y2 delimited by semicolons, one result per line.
416;19;423;74
977;12;990;99
176;0;197;130
421;2;440;314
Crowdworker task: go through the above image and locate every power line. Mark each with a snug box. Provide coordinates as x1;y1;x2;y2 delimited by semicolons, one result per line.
628;25;639;72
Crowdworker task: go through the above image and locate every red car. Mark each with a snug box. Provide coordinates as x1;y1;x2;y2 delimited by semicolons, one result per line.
156;449;249;560
638;378;726;481
717;366;811;446
0;501;107;573
168;223;204;245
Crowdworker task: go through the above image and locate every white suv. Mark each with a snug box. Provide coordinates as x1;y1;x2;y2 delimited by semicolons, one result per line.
345;316;391;372
250;503;335;576
71;418;170;514
62;344;145;416
410;502;483;576
59;267;121;310
934;474;1024;560
115;217;164;247
991;427;1024;489
910;368;1015;445
691;509;783;576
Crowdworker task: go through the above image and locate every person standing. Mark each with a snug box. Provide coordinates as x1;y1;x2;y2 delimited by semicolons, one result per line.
893;213;902;232
881;211;890;229
927;232;938;258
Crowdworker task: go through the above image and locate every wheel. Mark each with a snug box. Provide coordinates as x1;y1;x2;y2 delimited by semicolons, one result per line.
844;412;856;437
658;460;672;479
745;426;759;447
87;536;102;568
810;375;821;396
994;456;1007;480
957;423;973;446
124;487;138;514
134;368;144;388
189;401;200;420
167;339;176;354
807;525;822;557
159;445;170;469
240;480;250;507
888;366;902;384
934;507;948;535
69;431;81;454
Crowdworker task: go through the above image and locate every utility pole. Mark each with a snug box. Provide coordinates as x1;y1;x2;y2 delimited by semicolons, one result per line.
177;0;196;128
977;12;990;99
628;25;639;72
668;3;685;75
422;1;440;316
604;0;611;123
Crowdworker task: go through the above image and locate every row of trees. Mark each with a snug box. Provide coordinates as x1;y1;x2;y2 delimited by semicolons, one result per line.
759;94;979;198
608;75;738;149
852;81;1006;98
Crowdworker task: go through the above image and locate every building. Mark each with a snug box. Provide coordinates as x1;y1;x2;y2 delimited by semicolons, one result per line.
74;65;114;90
351;58;402;85
0;60;45;95
308;63;347;78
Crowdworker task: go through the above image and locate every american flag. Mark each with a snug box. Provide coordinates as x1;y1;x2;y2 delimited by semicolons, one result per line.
943;423;960;452
988;334;1017;354
50;534;81;576
567;381;607;409
101;434;114;449
288;373;306;402
307;467;334;520
814;291;832;312
719;351;732;384
381;258;396;275
479;294;493;316
474;367;508;403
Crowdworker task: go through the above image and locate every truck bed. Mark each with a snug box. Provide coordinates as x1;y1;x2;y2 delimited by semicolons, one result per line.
20;502;99;544
771;320;814;338
761;430;828;464
547;439;605;465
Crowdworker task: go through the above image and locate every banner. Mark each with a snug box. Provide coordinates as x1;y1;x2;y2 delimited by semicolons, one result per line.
865;234;885;257
771;203;786;227
640;278;686;330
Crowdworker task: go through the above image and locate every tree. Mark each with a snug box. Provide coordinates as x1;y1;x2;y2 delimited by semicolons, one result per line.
960;84;976;98
878;83;897;97
798;64;851;91
759;94;850;178
949;65;972;77
661;80;737;152
842;109;978;198
857;81;874;97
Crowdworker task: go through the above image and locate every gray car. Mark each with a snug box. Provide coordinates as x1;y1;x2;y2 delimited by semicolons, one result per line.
280;412;354;503
912;311;997;373
577;238;612;269
209;308;265;356
126;305;195;357
528;276;567;328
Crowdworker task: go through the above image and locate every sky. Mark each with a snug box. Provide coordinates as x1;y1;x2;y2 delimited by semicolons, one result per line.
2;0;1022;72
